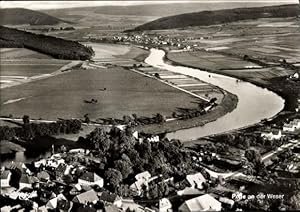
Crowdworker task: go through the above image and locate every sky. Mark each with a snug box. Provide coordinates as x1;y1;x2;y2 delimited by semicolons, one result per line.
0;0;298;10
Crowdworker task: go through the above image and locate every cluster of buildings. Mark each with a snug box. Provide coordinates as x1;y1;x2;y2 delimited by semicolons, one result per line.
0;145;239;212
283;118;300;132
261;118;300;140
0;150;148;212
112;34;200;50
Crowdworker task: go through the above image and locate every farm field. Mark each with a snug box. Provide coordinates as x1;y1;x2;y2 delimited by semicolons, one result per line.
168;51;259;70
0;67;199;120
136;66;224;103
0;63;67;77
0;49;69;89
164;17;299;83
0;48;52;59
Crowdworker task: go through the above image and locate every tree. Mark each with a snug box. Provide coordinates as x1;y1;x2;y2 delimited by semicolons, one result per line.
123;115;132;125
84;114;90;124
245;148;262;164
86;128;110;151
104;168;123;191
155;113;165;123
114;160;133;179
22;115;30;125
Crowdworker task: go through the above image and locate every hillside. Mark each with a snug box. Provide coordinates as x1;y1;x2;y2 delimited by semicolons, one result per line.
0;8;68;25
129;4;300;31
0;26;94;60
44;2;287;18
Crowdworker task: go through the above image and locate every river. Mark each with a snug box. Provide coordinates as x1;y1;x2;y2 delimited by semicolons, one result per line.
145;49;285;141
1;46;285;166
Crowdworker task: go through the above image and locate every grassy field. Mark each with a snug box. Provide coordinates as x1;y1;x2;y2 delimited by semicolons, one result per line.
0;63;66;77
0;48;52;59
168;51;259;70
0;66;199;120
0;49;69;89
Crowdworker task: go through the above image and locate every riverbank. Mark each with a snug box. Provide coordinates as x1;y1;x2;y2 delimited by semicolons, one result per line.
166;51;298;113
164;51;299;140
140;90;238;135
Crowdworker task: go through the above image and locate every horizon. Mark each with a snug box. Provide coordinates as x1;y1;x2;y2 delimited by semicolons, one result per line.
0;0;298;10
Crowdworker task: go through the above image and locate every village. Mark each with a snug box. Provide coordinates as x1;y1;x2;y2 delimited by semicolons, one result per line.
1;109;300;212
1;2;300;211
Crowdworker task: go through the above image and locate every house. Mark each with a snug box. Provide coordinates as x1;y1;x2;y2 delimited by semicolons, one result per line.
69;148;86;154
290;72;299;80
135;171;151;182
186;173;206;189
46;158;65;169
78;172;104;188
1;170;11;188
283;123;296;132
38;189;57;205
34;159;46;168
133;131;139;139
291;119;300;129
159;198;172;212
72;189;99;205
147;136;159;143
19;174;37;189
0;206;12;212
37;171;50;182
99;191;122;207
55;163;73;178
46;194;71;210
130;171;152;195
105;205;119;212
37;205;48;212
261;129;282;140
177;187;203;196
219;197;234;208
130;180;145;196
178;194;222;212
121;199;146;212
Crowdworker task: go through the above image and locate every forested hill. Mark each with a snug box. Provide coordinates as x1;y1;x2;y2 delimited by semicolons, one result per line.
0;8;68;25
0;26;94;60
129;4;300;31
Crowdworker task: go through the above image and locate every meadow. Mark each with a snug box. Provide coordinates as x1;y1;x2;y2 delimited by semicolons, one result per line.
168;51;259;70
0;67;199;120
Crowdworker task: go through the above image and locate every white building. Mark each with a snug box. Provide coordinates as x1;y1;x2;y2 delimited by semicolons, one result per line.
283;123;296;132
186;173;206;189
159;198;173;212
261;130;282;140
179;194;222;212
78;172;104;188
135;171;151;182
1;170;11;188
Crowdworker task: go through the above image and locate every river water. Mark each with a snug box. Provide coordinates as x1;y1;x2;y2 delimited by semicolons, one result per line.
145;49;285;141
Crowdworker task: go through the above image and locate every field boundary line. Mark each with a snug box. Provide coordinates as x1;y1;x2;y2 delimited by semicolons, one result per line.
130;68;210;102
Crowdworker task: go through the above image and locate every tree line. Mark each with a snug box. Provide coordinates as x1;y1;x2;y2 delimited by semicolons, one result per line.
0;26;94;60
0;118;82;141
